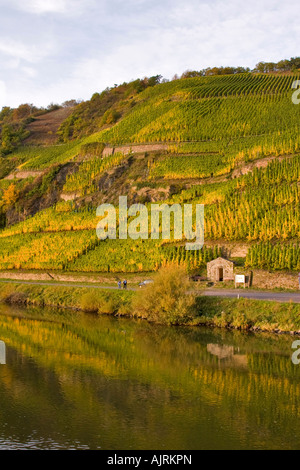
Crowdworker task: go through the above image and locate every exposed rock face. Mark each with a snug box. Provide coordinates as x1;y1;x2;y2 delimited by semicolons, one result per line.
60;193;80;201
5;171;44;180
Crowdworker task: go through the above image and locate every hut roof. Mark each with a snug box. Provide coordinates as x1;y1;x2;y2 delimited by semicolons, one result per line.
207;257;234;266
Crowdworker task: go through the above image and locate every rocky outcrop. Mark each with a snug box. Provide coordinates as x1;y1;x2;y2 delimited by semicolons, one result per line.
5;170;44;180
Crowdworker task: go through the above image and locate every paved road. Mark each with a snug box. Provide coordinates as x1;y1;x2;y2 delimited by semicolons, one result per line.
0;279;137;291
201;289;300;303
0;279;300;303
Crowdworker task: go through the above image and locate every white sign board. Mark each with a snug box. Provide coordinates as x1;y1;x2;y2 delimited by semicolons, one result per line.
0;341;6;364
235;275;245;283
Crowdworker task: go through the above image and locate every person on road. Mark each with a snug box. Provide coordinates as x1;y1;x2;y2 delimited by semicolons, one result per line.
118;281;122;289
123;280;127;289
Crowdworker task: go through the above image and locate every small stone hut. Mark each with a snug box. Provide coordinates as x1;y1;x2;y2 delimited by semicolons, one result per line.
207;257;234;282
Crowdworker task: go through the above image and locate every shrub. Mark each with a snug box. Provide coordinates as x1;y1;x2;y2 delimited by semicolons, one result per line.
80;290;123;315
133;263;197;325
80;142;105;157
98;297;118;315
80;291;102;312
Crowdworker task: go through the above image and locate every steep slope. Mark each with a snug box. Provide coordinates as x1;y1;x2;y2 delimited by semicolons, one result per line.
24;107;74;145
0;73;299;277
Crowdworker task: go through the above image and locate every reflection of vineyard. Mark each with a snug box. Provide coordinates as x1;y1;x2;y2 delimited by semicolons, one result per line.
0;309;300;449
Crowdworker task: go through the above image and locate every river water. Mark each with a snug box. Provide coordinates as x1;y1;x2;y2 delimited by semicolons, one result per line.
0;303;299;450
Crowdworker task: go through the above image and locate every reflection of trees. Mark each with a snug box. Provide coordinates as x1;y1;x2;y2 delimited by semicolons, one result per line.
0;307;300;449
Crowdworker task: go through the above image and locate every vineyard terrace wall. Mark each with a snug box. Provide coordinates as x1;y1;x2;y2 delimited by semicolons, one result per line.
102;143;170;157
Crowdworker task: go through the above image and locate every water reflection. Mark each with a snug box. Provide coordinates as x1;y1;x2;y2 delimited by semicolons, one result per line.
0;304;299;450
207;343;248;368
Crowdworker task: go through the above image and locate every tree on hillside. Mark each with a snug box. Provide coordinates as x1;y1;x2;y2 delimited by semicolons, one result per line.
12;104;34;121
181;70;203;79
0;107;12;122
277;59;290;72
1;125;15;154
2;183;19;207
146;75;163;87
62;99;82;108
101;108;121;125
254;57;300;73
290;57;300;71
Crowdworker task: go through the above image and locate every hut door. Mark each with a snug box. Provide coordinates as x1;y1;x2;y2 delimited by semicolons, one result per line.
218;267;224;282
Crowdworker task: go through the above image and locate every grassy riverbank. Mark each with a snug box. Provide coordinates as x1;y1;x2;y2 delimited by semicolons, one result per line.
0;281;300;334
0;282;134;314
194;296;300;334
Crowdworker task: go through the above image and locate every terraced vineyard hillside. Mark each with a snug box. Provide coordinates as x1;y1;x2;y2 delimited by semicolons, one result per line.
0;73;299;277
